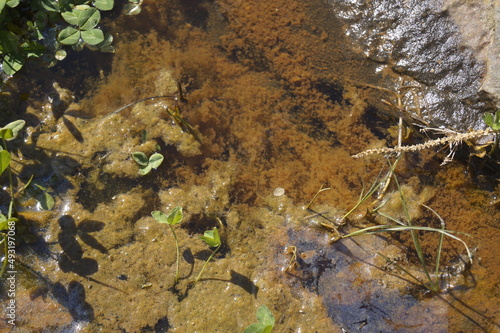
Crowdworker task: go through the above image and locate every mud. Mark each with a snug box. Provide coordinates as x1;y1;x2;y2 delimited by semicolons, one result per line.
1;0;499;332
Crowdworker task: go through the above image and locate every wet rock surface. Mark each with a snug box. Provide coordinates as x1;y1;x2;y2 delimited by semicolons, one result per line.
326;0;499;131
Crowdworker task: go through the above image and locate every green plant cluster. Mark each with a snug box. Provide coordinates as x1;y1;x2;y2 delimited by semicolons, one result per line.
0;0;143;77
152;207;222;287
483;109;500;130
131;151;164;175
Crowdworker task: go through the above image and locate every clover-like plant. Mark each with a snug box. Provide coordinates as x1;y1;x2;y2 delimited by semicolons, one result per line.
0;0;119;77
131;152;164;175
194;226;222;285
244;305;275;333
152;207;183;284
483;110;500;130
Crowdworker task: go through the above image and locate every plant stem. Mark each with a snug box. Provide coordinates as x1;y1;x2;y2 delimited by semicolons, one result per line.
169;224;180;284
193;244;221;285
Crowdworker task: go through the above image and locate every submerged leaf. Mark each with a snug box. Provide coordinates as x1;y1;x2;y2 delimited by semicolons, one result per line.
152;207;183;225
131;151;148;166
148;153;164;169
166;206;183;225
200;227;221;247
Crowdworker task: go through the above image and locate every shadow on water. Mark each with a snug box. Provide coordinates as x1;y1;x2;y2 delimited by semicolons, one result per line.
57;215;106;276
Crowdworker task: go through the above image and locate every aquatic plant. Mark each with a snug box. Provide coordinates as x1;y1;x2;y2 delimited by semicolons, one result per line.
0;0;126;77
152;207;184;284
0;120;25;276
244;305;275;333
193;225;222;285
131;151;164;175
334;161;472;294
483;109;500;130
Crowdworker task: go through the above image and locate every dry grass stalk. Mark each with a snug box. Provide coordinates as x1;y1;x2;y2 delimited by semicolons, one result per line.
352;128;494;159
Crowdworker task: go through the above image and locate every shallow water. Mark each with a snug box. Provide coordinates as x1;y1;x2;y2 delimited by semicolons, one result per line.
1;0;499;332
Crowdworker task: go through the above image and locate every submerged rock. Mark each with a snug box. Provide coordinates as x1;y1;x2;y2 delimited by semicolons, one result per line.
326;0;499;131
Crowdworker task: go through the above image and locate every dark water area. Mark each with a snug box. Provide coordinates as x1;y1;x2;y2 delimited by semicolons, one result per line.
1;0;499;332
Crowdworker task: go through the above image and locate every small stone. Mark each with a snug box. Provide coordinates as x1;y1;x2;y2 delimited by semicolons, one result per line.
273;187;285;197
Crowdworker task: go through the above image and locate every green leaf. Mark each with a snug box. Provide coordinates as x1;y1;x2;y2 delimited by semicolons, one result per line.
0;150;11;175
122;2;141;15
81;28;104;45
55;49;67;60
152;207;183;225
151;210;168;223
0;213;7;231
0;31;19;53
0;0;5;13
131;151;148;166
78;7;100;30
6;0;19;8
61;10;80;25
166;206;183;225
243;323;266;333
200;227;221;247
58;26;80;45
93;0;114;11
483;110;500;130
38;0;60;12
244;306;275;333
3;119;25;140
38;191;55;210
3;52;24;75
0;128;13;140
148;153;164;169
256;305;275;327
138;164;152;175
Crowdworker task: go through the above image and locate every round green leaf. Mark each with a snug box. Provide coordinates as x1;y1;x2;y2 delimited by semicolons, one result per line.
81;28;104;45
166;206;183;225
58;26;80;45
148;153;164;169
131;151;148;166
93;0;114;11
78;7;100;30
138;165;152;175
55;49;67;60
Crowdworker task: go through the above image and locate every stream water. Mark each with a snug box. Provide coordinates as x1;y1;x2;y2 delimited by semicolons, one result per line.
1;0;499;332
